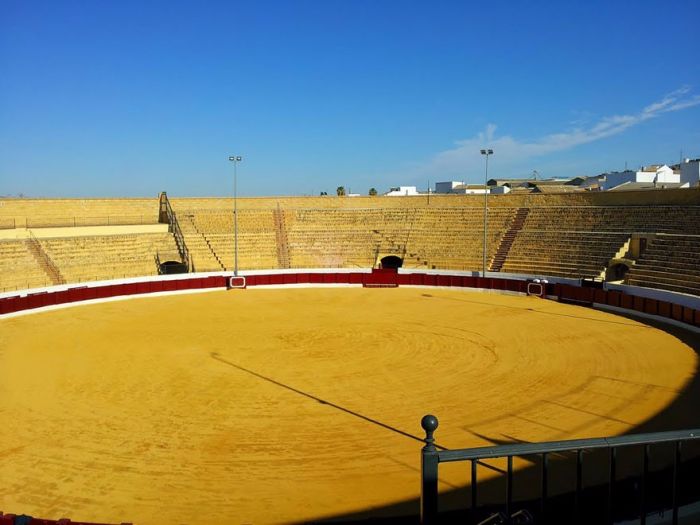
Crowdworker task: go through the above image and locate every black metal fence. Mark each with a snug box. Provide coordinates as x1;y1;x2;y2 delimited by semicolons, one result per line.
158;193;190;271
420;415;700;524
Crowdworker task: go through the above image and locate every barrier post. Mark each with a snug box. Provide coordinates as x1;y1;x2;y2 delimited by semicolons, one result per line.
420;415;439;525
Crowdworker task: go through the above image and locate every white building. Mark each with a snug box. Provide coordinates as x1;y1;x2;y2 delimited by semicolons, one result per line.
384;186;419;196
435;181;464;194
435;181;506;194
680;158;700;187
602;165;680;191
489;185;511;194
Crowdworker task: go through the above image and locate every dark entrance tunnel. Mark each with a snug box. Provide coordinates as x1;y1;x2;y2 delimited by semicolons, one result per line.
607;263;630;281
159;260;188;274
380;255;403;269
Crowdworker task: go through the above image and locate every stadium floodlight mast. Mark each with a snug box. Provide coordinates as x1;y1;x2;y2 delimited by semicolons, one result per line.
228;155;242;276
480;149;493;276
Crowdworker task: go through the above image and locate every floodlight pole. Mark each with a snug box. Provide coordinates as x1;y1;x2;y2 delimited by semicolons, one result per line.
480;149;493;276
228;155;242;276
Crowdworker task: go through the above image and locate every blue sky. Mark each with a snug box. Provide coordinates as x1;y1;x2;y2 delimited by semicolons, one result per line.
1;0;699;197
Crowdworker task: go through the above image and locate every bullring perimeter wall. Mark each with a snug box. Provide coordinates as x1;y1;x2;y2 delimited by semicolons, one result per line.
1;269;699;332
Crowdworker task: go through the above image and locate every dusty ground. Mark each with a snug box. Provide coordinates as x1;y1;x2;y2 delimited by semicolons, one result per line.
0;287;696;524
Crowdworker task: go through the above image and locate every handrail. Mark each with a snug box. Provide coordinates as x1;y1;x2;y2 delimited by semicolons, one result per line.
159;193;190;271
436;428;700;463
27;230;65;285
420;415;700;525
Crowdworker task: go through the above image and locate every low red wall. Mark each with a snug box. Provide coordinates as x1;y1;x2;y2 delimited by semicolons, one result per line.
0;511;130;525
1;271;698;330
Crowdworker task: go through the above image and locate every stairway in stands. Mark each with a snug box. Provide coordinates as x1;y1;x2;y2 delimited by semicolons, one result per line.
489;207;530;272
180;216;226;272
25;234;65;285
273;205;291;269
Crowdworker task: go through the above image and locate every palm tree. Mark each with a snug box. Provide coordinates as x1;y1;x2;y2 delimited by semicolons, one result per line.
336;186;345;196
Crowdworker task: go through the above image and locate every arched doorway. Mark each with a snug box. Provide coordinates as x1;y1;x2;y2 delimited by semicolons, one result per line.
606;262;630;281
159;260;188;274
380;255;403;269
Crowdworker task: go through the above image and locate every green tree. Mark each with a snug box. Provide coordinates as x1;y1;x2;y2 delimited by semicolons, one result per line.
336;186;346;196
368;187;378;196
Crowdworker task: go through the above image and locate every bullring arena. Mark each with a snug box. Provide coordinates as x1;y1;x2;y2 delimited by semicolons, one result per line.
1;190;700;524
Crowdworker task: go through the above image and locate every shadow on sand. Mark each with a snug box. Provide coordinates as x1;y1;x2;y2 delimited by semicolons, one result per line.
301;314;700;524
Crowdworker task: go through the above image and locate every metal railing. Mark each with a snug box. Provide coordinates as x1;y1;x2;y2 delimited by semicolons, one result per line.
420;415;700;525
27;230;65;285
159;193;190;271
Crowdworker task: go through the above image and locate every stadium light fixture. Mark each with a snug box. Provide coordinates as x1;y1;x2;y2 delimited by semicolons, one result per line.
228;155;243;276
480;149;493;276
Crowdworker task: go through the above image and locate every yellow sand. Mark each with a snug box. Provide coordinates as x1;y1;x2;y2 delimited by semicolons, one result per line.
0;288;696;524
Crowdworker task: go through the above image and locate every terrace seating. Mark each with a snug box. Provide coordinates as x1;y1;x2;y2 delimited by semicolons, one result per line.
3;197;700;296
0;240;51;291
626;235;700;295
177;210;279;271
0;198;159;229
282;207;515;270
40;233;180;284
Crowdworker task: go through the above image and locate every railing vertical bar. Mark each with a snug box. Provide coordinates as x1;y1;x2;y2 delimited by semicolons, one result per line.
672;441;681;525
541;452;548;522
575;449;583;525
420;416;439;525
506;455;513;519
608;447;616;525
471;459;478;516
641;444;649;525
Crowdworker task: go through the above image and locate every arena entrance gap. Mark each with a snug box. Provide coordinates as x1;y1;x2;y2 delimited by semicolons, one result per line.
159;260;188;274
380;255;403;269
607;262;630;281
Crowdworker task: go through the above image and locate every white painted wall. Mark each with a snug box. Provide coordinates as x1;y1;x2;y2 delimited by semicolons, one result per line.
602;165;679;190
680;159;700;187
385;186;419;196
435;181;464;193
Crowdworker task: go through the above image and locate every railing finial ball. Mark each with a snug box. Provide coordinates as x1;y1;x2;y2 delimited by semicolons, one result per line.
421;414;438;435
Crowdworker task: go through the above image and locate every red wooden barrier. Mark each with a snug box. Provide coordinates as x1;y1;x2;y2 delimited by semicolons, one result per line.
658;301;671;318
644;298;658;315
409;273;423;286
605;290;620;307
683;307;694;325
349;273;364;284
594;289;607;304
621;294;634;310
672;304;683;321
436;275;450;287
633;295;645;313
269;274;285;285
2;274;699;334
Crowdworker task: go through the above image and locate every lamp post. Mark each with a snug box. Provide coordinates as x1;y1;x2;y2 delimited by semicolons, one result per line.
480;149;493;276
228;155;242;276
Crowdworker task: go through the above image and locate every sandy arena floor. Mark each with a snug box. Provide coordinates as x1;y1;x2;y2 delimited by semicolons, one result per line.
0;287;697;524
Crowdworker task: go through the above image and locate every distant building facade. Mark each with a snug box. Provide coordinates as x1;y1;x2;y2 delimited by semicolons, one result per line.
384;186;419;196
680;159;700;187
602;165;680;191
435;181;464;193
